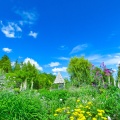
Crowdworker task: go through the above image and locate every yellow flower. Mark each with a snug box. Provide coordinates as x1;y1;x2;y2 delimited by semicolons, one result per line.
101;117;108;120
55;108;62;113
76;99;80;103
87;102;92;105
72;112;78;116
97;109;105;113
78;113;84;118
92;118;97;120
67;111;70;114
81;111;85;114
85;106;89;108
86;112;92;116
67;107;70;109
54;114;58;116
86;112;90;114
74;108;81;113
70;116;74;120
98;113;103;116
62;107;66;110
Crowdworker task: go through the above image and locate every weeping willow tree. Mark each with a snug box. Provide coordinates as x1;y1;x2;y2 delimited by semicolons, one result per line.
67;56;92;87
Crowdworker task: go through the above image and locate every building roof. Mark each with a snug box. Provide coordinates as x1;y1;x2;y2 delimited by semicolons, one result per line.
54;72;64;84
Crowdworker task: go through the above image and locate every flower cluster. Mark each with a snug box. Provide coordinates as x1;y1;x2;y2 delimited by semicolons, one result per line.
54;99;107;120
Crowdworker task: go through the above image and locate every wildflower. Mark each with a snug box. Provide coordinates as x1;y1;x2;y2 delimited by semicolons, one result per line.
97;109;105;113
87;102;92;105
101;117;108;120
98;113;103;116
70;116;74;120
54;113;58;116
67;111;70;114
86;112;92;116
108;116;111;120
55;108;62;113
67;106;70;109
62;107;66;110
81;111;85;114
59;98;62;102
76;99;80;103
92;118;97;120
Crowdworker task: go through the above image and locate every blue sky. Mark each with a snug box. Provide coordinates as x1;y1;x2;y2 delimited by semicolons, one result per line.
0;0;120;78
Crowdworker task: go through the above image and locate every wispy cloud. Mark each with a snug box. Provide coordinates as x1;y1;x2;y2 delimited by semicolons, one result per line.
86;53;120;66
48;62;60;67
28;31;38;38
70;44;88;54
52;67;67;72
86;54;102;61
2;48;12;53
0;21;22;38
58;57;69;60
58;45;68;50
15;9;38;25
18;56;23;59
24;57;43;71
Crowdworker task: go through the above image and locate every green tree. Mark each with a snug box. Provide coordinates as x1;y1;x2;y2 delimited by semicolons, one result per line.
34;73;55;89
67;56;92;86
13;60;21;72
0;55;12;73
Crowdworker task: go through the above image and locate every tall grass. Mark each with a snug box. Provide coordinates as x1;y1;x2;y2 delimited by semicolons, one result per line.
0;85;120;120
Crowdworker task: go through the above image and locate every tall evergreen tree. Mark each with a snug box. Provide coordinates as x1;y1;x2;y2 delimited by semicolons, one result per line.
0;55;12;73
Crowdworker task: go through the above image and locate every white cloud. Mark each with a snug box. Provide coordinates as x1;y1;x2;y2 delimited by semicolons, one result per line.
58;57;69;60
70;44;88;54
87;54;102;61
52;67;67;72
49;62;60;67
24;57;43;71
1;22;22;38
86;53;120;66
59;45;68;50
15;10;38;25
28;31;38;38
2;48;12;53
53;72;57;75
11;61;15;67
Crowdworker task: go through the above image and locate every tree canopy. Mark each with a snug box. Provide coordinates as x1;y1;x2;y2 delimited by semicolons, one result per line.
67;56;92;86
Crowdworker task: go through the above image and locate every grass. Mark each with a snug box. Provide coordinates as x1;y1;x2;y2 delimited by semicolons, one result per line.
0;85;120;120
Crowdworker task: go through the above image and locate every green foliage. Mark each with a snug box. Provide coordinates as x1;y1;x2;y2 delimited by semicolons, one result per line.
34;73;55;89
0;91;44;120
0;86;120;120
0;55;12;73
67;56;92;86
117;64;120;82
4;58;56;90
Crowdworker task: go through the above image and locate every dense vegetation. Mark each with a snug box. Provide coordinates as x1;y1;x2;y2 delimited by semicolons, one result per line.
0;55;56;90
0;55;120;120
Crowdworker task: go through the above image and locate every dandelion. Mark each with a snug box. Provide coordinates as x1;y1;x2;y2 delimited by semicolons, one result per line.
92;118;97;120
76;99;80;103
54;113;58;116
98;113;103;116
70;116;74;120
67;111;70;114
55;108;62;113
